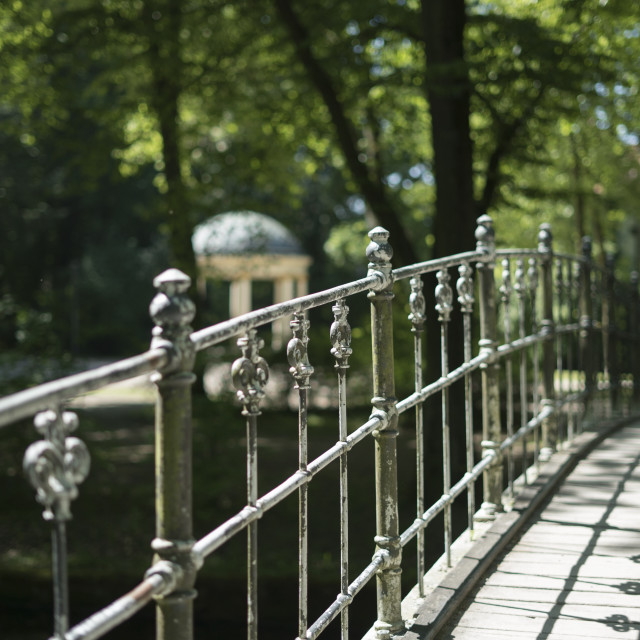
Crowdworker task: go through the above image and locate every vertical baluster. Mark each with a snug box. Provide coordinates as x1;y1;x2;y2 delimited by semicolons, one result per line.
579;238;594;417
593;265;604;417
288;312;314;640
528;257;540;467
605;254;619;413
514;259;528;484
232;330;269;640
566;260;575;442
23;409;90;639
538;224;556;461
366;227;403;640
435;269;453;566
631;271;640;406
500;259;514;499
330;299;353;639
149;268;197;640
456;264;475;539
555;258;564;444
574;260;584;431
408;277;426;594
474;215;503;522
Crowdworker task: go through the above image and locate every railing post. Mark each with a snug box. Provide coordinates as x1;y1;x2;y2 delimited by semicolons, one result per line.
605;254;619;412
366;228;403;640
474;215;503;522
149;269;198;640
579;238;595;415
538;224;556;461
632;271;640;405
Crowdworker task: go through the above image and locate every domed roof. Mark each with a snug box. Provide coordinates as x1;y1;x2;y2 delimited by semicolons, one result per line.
192;211;304;256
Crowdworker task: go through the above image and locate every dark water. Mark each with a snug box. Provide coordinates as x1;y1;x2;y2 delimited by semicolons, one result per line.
0;399;474;639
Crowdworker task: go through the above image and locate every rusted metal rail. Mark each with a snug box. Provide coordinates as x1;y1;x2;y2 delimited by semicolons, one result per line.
1;216;638;640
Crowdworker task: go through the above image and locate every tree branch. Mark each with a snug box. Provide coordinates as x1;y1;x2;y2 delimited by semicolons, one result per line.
272;0;419;265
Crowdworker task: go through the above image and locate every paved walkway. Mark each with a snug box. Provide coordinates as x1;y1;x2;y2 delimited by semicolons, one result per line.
438;422;640;639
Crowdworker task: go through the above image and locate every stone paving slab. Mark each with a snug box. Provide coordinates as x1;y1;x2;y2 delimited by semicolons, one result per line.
434;421;640;639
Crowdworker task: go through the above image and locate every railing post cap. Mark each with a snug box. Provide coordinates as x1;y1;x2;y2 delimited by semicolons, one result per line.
149;268;196;375
582;236;592;258
538;223;553;252
366;227;393;264
153;268;192;294
475;215;495;253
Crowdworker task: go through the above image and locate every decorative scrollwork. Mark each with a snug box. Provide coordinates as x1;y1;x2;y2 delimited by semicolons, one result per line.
456;264;474;314
555;258;564;296
23;409;90;522
500;259;512;304
514;259;526;299
408;277;426;332
330;299;352;369
288;313;314;389
528;258;538;294
232;330;269;416
435;269;453;323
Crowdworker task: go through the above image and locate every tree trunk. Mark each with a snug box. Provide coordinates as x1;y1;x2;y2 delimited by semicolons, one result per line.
422;0;476;476
146;0;196;279
422;0;476;259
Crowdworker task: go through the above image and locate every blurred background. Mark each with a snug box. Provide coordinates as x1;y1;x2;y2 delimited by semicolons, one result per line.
1;1;640;637
1;0;640;375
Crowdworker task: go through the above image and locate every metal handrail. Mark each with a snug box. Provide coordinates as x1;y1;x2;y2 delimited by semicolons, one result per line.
2;216;638;640
0;349;168;429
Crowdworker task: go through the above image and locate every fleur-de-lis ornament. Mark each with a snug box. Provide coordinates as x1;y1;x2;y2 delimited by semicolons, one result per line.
408;277;426;332
23;409;90;522
435;269;453;323
457;264;474;314
330;299;352;369
288;312;314;389
232;330;269;416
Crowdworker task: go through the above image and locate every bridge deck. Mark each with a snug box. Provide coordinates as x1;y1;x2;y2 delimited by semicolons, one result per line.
437;422;640;639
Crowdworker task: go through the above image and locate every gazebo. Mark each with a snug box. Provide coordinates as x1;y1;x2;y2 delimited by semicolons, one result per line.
192;211;312;349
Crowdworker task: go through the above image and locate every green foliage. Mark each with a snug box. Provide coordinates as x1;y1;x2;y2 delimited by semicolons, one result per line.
1;0;640;363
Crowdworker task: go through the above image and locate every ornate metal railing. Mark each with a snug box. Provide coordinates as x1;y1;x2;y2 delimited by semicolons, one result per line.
1;215;638;640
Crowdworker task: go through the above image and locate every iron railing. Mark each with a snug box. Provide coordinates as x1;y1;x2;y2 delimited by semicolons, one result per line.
1;215;639;640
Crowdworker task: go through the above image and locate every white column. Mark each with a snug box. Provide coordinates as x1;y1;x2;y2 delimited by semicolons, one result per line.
296;276;308;298
229;278;252;317
272;278;295;350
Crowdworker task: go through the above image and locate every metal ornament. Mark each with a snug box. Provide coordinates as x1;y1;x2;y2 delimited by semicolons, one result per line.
457;264;474;314
330;299;353;369
435;269;453;323
528;257;539;298
408;277;426;332
232;330;269;416
288;312;314;389
500;259;512;305
514;259;526;299
23;409;90;522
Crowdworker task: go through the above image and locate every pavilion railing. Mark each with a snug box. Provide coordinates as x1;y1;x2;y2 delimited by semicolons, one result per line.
1;215;638;640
